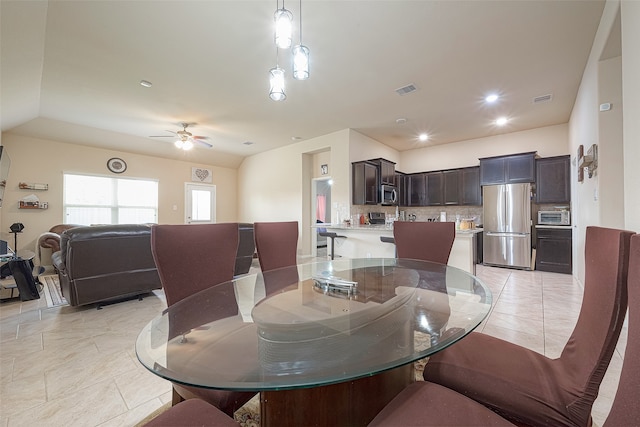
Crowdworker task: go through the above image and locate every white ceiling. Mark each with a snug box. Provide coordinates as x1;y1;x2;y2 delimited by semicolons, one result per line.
1;1;606;169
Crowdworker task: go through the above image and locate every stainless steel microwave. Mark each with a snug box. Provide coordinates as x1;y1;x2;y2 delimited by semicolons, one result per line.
380;184;398;205
538;210;570;226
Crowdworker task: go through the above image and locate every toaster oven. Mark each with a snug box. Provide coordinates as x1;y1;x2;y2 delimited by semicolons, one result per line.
538;210;570;226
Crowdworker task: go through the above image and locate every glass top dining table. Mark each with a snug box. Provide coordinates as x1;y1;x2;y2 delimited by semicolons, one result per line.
135;258;492;394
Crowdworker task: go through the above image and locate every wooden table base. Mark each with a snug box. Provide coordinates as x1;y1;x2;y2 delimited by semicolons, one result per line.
260;364;414;427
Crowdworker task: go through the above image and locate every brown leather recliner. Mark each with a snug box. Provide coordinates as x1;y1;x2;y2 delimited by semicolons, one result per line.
51;224;162;307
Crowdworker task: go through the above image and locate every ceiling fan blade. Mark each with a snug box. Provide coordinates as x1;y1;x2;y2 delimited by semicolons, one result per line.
149;135;175;138
196;140;213;148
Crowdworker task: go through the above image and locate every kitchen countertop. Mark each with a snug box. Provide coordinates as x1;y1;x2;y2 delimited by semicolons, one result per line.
314;223;483;234
535;225;573;229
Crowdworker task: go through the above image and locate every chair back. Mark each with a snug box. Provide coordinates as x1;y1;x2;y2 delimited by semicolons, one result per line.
151;223;239;307
254;221;298;272
559;226;633;423
393;221;456;264
604;233;640;426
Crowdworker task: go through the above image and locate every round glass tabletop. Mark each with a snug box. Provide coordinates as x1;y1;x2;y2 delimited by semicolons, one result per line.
136;258;492;391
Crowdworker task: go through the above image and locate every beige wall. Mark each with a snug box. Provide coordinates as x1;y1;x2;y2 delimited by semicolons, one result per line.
569;0;640;283
398;124;569;173
349;130;400;165
598;55;624;229
0;134;237;253
622;0;640;233
238;129;351;256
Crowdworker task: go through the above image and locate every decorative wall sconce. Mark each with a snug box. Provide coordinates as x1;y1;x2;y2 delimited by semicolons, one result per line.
578;144;598;179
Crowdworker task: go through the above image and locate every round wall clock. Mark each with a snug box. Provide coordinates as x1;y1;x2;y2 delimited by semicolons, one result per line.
107;157;127;174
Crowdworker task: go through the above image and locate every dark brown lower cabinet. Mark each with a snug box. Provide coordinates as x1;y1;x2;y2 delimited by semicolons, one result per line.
535;227;572;274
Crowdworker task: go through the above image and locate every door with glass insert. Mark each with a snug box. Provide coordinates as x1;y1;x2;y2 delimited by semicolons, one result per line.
185;183;216;224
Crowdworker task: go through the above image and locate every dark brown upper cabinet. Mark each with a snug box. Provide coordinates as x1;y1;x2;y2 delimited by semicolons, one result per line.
535;155;571;204
443;170;460;205
459;166;482;205
368;158;396;185
408;173;427;206
426;171;444;206
395;172;408;207
352;161;379;205
479;152;537;185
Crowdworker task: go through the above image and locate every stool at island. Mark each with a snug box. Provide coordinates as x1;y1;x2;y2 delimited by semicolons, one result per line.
318;231;347;260
380;236;397;257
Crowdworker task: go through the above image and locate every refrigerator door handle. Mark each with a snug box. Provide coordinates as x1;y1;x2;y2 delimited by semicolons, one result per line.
485;232;529;237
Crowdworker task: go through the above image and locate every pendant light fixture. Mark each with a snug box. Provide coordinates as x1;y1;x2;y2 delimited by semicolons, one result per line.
292;0;309;80
274;0;293;49
269;48;286;101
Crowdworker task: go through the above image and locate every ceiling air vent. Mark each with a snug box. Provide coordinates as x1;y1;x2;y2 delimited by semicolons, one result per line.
395;84;418;96
533;94;553;104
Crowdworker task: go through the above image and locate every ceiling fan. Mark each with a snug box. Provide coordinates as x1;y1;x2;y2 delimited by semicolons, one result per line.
149;123;213;150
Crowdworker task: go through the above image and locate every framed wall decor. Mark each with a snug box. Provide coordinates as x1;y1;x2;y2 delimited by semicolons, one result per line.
107;157;127;174
321;164;328;175
192;167;213;183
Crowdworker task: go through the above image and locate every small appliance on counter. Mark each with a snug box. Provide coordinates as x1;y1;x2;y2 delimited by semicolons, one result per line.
538;210;570;226
368;212;386;225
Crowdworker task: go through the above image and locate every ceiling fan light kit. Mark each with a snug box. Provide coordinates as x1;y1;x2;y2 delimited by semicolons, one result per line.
151;123;212;151
269;0;309;100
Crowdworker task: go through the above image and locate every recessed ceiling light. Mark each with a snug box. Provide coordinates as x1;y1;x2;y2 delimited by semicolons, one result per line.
140;80;152;88
243;141;254;145
419;133;429;142
485;94;499;103
396;118;407;125
291;136;302;141
495;117;508;126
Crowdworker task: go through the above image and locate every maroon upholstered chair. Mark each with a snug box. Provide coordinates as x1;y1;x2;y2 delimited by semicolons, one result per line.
604;233;640;426
422;226;634;427
254;221;298;272
151;223;255;416
393;221;456;264
369;381;515;426
143;398;240;427
254;221;300;295
394;221;457;343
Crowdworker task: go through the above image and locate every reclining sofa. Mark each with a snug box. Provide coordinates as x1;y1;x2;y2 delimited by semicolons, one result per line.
52;224;162;307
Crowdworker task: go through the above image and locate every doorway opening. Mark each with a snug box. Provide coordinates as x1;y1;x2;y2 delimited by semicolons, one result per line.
312;177;332;257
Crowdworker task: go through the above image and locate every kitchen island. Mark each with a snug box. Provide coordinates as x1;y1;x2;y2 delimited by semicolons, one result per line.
315;223;482;274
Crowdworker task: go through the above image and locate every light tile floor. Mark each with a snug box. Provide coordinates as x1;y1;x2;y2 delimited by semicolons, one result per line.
0;263;625;426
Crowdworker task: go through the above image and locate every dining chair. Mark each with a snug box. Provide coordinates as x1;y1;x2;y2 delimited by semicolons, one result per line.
151;223;256;416
143;398;240;427
393;221;455;264
254;221;298;271
421;226;634;427
393;221;456;344
603;232;640;426
370;231;640;427
254;221;300;295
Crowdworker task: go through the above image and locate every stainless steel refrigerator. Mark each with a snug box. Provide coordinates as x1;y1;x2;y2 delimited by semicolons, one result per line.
483;183;532;269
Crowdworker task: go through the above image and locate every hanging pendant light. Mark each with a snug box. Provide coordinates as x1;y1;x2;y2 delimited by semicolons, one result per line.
274;0;293;49
292;0;309;80
269;48;286;101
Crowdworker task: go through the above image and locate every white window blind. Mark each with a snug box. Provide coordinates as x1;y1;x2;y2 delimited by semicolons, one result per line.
63;173;158;225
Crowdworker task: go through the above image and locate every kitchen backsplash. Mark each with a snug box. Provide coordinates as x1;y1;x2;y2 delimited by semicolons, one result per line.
350;205;483;226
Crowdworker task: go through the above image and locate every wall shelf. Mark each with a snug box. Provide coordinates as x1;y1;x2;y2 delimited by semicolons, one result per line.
19;201;48;210
18;182;48;190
